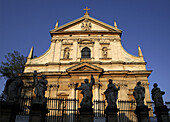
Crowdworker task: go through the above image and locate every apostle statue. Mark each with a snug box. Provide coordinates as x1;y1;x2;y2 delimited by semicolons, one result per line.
32;71;48;103
151;83;165;107
75;75;95;108
0;74;23;102
102;47;108;58
104;79;120;108
133;81;145;106
63;48;70;59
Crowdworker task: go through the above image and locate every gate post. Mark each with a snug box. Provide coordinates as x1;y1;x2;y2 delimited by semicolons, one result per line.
79;108;93;122
154;105;169;122
135;105;150;122
29;98;48;122
104;107;119;122
0;101;20;122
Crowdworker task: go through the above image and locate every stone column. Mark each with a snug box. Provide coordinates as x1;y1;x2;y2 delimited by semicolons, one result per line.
93;39;99;61
135;105;150;122
0;101;20;122
73;40;78;61
79;108;93;122
104;107;119;122
68;83;78;99
94;83;99;100
154;105;169;122
68;83;78;122
29;99;48;122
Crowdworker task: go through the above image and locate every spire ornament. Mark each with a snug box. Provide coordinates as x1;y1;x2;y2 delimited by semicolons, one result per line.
26;46;34;64
55;20;59;29
138;45;143;57
28;46;34;59
114;20;118;29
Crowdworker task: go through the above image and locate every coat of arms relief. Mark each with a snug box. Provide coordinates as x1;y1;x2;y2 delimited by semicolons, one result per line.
81;18;92;31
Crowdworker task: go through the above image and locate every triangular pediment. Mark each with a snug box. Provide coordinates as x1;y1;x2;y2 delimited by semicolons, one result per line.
50;15;122;33
66;63;103;73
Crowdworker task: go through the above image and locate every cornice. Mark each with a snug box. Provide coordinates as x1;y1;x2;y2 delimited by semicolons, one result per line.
51;37;121;42
25;61;147;67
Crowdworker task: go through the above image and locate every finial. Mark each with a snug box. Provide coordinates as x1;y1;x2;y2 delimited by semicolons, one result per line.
55;20;59;29
28;46;34;59
84;7;90;15
114;20;117;29
26;46;34;64
138;45;143;57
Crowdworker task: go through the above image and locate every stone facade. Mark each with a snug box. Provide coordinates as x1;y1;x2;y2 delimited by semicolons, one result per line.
21;13;152;105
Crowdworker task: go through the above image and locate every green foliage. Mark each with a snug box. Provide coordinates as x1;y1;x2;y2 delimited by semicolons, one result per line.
0;51;26;79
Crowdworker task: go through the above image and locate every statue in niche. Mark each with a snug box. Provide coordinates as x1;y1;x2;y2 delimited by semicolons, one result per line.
0;74;23;102
63;47;70;59
151;83;165;107
33;70;48;103
102;47;108;58
75;75;95;108
104;79;120;108
133;81;145;106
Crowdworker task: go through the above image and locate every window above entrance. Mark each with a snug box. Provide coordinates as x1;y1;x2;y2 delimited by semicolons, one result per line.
81;47;91;59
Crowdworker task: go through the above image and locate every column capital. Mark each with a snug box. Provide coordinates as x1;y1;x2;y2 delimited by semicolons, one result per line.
68;83;78;89
94;82;102;88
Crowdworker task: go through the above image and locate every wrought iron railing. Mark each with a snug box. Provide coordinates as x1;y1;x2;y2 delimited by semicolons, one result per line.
4;97;169;122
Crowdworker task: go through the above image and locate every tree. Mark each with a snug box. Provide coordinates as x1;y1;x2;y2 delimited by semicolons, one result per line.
0;51;26;79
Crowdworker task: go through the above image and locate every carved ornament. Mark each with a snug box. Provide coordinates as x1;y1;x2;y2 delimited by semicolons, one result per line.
81;18;92;31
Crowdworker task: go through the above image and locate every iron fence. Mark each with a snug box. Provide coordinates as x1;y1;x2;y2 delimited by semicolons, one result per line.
5;97;169;122
93;100;106;117
18;96;32;115
46;98;79;122
118;100;137;122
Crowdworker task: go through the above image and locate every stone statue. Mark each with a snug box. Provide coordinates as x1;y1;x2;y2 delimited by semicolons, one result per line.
63;48;70;59
75;75;95;108
102;47;108;58
33;71;48;103
0;75;23;102
104;79;120;108
151;83;165;107
133;81;145;106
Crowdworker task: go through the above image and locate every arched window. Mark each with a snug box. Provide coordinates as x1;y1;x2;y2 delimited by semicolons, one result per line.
81;47;91;58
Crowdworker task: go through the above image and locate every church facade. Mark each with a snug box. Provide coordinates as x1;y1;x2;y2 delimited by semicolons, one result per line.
22;11;152;105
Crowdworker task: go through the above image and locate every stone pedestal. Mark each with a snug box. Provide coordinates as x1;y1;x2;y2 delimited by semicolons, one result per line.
78;108;93;122
0;101;20;122
154;105;169;122
29;100;48;122
135;105;150;122
104;107;119;122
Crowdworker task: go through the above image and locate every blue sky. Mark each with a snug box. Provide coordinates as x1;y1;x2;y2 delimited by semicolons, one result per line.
0;0;170;101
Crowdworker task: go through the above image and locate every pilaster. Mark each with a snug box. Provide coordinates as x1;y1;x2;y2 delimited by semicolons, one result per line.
54;39;62;62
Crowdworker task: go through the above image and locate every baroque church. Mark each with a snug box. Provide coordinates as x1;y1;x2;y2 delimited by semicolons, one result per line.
21;8;152;105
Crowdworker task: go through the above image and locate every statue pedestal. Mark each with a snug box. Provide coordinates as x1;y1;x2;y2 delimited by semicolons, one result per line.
78;108;93;122
154;105;169;122
104;107;119;122
0;101;20;122
29;100;48;122
135;105;150;122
